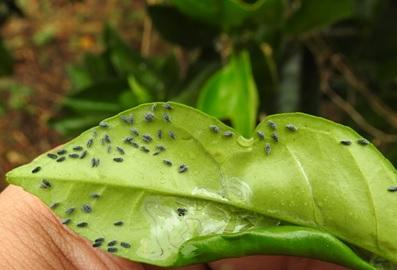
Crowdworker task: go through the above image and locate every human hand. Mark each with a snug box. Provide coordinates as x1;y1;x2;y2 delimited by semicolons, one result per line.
0;185;349;270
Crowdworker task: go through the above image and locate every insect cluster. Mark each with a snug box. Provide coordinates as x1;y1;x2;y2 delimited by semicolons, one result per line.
29;103;196;255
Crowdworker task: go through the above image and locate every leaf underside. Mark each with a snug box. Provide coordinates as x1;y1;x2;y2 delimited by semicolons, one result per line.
6;102;397;269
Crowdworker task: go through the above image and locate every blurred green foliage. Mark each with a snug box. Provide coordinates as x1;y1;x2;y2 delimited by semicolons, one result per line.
9;0;392;164
0;0;24;114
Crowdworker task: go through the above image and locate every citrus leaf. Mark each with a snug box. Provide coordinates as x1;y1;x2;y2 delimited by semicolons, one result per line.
6;102;397;269
197;51;258;137
285;0;354;35
170;0;285;30
147;5;219;48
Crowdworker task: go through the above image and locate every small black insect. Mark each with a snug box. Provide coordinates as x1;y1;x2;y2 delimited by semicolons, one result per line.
256;131;265;140
140;146;149;153
340;140;352;146
73;146;83;151
144;112;155;122
95;237;105;243
49;202;59;209
40;179;52;189
131;142;139;148
131;128;139;136
120;115;134;125
91;158;100;168
169;131;176;140
271;132;279;143
79;150;87;159
47;153;58;159
32;166;41;174
286;124;298;132
268;120;277;130
68;153;80;159
163;112;171;123
357;138;370;146
178;164;188;173
123;136;134;144
108;240;117;246
387;186;397;192
209;125;220;133
62;218;71;225
114;221;124;226
57;149;67;155
99;121;109;128
163;160;172;166
92;242;102;248
56;156;66;162
86;138;94;148
163;103;173;110
90;193;101;199
120;242;131;248
142;134;152;143
156;145;166;152
102;134;111;144
76;222;88;228
82;204;92;213
113;157;124;163
223;131;234;138
107;247;117;253
65;207;75;215
116;146;125;155
265;143;271;156
177;208;187;217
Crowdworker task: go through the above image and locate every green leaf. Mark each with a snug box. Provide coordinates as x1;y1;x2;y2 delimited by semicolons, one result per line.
197;51;258;137
285;0;354;34
6;102;397;269
103;25;164;97
248;43;279;114
170;0;285;30
147;5;219;48
0;39;13;76
51;79;131;135
66;53;115;92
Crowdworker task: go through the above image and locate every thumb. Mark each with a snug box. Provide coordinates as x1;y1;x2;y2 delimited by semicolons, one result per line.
0;185;144;270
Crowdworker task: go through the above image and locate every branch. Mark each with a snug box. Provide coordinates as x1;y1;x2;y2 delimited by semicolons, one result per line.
306;37;397;130
320;72;397;144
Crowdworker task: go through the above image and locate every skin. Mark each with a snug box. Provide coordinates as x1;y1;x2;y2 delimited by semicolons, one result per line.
0;185;349;270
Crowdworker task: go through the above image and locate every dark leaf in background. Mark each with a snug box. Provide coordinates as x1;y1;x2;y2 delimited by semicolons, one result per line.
67;52;116;92
50;79;131;136
147;5;219;48
147;53;181;98
0;39;13;76
197;51;258;137
103;25;164;98
171;0;285;30
285;0;354;34
248;43;278;114
174;61;220;106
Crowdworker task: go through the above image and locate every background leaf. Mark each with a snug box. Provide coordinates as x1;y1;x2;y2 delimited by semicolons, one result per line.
197;51;258;137
170;0;285;30
285;0;354;34
0;39;13;76
147;5;219;48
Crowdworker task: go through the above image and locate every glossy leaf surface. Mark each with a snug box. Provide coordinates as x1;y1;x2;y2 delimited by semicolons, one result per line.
6;102;397;269
170;0;284;30
285;0;354;34
197;51;258;137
